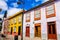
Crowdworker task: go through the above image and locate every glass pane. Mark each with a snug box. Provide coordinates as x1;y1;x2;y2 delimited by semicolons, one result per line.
47;10;54;15
35;10;40;18
52;24;56;34
26;13;30;20
48;25;51;34
14;26;16;32
47;5;54;15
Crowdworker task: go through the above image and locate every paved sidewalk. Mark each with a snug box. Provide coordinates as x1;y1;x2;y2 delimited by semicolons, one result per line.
23;37;41;40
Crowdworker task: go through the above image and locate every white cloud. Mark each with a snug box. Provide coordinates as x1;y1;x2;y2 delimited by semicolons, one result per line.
5;0;8;2
12;3;18;7
7;8;23;17
35;0;40;2
43;0;49;2
0;0;8;10
0;14;4;18
42;0;48;3
1;0;8;1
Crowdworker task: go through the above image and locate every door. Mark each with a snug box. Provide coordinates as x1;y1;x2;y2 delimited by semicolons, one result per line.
35;23;41;37
38;26;41;37
26;27;30;37
18;26;21;35
11;27;13;34
14;35;18;40
47;22;57;40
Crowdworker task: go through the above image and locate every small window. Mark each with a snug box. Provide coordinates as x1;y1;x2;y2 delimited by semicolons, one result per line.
13;19;16;24
34;8;41;20
46;4;56;18
18;16;22;22
14;26;16;33
26;12;30;22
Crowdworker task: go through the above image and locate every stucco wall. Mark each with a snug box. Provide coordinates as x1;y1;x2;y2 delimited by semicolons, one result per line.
23;1;60;40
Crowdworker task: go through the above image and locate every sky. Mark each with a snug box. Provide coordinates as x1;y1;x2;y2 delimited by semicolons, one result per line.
0;0;49;18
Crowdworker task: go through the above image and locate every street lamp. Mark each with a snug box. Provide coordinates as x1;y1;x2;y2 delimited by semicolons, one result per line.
17;0;24;40
17;1;21;4
3;11;7;18
0;10;7;38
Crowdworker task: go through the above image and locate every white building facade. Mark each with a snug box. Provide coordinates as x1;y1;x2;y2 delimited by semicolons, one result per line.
23;0;60;40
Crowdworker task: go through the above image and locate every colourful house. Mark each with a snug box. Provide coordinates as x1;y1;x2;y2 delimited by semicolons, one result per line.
23;0;60;40
3;10;23;40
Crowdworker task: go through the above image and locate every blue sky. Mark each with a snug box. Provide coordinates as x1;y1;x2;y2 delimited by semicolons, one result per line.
0;0;49;18
5;0;49;10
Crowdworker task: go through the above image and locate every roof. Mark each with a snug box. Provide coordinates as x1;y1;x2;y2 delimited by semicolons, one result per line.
24;0;54;13
4;10;23;21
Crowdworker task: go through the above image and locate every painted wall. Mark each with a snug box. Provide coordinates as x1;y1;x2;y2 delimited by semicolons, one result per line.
23;1;60;40
8;13;22;36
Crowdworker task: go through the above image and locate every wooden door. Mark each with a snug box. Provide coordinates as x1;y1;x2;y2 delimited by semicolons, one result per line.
35;26;38;37
47;22;57;40
26;27;30;37
18;26;21;35
35;23;41;37
14;35;18;40
38;26;41;37
11;27;13;34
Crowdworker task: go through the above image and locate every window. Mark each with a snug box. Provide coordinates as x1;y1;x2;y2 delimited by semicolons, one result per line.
48;22;56;34
34;8;41;20
14;26;16;32
26;12;30;22
13;19;16;24
18;16;22;23
46;4;56;18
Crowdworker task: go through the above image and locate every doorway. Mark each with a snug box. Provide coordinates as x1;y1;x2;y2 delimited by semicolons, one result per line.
35;23;41;37
26;27;30;37
11;27;13;34
14;35;18;40
18;26;21;35
47;21;57;40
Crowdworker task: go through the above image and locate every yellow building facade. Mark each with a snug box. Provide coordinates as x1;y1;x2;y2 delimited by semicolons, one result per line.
7;11;23;37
